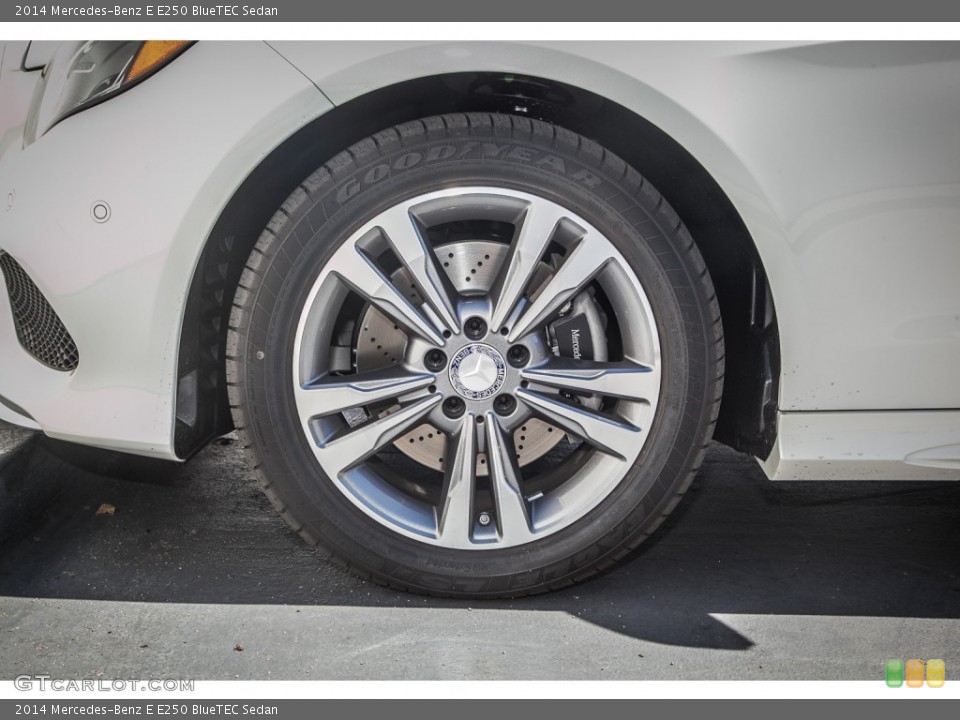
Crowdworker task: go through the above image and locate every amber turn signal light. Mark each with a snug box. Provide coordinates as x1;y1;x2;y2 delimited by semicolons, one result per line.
126;41;192;83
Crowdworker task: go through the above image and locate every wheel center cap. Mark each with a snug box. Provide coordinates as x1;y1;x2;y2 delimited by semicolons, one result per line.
449;344;507;400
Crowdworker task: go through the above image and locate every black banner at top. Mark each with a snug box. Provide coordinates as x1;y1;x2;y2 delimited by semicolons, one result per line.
6;0;960;22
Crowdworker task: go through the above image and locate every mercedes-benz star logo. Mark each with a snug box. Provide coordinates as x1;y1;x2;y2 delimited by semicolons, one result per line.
449;344;507;400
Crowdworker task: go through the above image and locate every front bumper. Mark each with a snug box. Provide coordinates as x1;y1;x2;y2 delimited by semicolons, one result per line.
0;41;330;458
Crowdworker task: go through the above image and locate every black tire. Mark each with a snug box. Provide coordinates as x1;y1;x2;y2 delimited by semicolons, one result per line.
226;113;723;598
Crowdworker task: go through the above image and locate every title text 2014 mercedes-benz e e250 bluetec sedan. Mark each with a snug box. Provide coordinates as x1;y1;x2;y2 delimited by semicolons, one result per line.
1;40;958;596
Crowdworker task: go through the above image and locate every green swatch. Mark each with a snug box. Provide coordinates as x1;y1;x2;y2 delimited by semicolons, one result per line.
886;659;905;687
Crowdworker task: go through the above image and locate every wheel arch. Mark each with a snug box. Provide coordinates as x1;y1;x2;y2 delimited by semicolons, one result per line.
174;71;780;460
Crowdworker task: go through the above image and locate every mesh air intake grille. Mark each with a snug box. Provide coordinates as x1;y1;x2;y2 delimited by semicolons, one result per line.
0;251;79;371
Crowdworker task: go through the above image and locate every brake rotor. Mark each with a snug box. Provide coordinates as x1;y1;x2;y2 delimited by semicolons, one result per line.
356;240;567;474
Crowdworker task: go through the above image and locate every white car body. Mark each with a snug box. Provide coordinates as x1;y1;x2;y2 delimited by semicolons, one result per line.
1;40;958;480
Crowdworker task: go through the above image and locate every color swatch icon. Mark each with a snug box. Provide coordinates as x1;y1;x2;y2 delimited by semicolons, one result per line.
927;659;946;688
885;659;946;687
886;659;904;687
906;659;924;687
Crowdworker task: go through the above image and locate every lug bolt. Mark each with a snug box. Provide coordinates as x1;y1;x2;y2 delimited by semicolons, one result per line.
507;344;530;368
493;394;517;416
424;349;447;371
464;317;487;339
443;397;465;418
478;512;492;527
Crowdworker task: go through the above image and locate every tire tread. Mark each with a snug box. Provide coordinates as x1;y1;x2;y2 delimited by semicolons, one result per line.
226;112;725;598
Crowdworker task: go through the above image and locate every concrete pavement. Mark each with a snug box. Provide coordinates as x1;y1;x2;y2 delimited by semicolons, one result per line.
1;422;958;680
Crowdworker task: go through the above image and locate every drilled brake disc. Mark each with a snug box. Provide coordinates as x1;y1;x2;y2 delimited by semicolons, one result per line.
355;240;565;474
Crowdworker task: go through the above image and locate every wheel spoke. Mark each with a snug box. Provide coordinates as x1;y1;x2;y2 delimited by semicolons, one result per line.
521;358;660;403
516;388;641;460
436;414;478;546
293;185;665;552
295;367;435;419
489;201;568;333
377;205;460;335
317;395;441;474
506;233;615;342
484;414;535;544
332;245;444;346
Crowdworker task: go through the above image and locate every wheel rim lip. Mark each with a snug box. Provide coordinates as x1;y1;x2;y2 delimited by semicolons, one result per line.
292;186;662;550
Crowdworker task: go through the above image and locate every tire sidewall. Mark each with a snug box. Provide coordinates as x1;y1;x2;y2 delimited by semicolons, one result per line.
237;119;714;594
